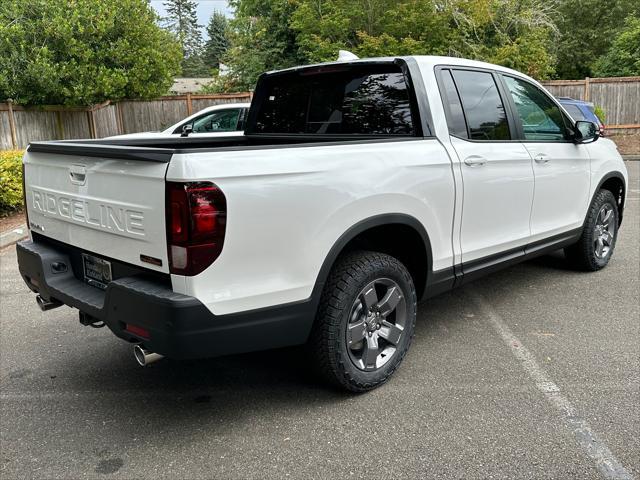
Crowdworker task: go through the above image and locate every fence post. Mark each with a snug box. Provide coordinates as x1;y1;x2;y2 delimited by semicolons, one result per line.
186;92;193;115
584;77;591;102
115;102;125;135
56;110;64;139
86;109;97;139
6;99;18;149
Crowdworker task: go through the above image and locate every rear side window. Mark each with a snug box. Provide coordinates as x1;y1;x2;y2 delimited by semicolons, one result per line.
252;65;415;135
563;104;587;121
438;69;468;138
452;70;511;141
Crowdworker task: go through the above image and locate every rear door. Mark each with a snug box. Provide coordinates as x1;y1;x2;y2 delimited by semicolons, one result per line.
24;150;170;272
438;68;535;263
499;75;591;241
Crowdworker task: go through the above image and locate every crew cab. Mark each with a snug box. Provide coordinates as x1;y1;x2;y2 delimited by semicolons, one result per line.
17;56;628;391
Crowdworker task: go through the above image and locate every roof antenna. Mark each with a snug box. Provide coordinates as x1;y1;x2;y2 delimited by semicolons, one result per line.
337;50;359;61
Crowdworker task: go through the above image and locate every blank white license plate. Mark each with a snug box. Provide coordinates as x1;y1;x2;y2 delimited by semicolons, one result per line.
82;253;112;290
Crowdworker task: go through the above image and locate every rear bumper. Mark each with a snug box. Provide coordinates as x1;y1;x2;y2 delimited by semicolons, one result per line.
16;239;314;359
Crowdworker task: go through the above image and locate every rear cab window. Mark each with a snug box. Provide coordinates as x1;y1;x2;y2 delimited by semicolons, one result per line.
248;64;418;136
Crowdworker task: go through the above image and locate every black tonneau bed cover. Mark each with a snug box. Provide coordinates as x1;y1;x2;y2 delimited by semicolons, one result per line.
27;134;420;162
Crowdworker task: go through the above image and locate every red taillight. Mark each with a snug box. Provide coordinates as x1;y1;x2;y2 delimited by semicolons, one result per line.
166;181;226;276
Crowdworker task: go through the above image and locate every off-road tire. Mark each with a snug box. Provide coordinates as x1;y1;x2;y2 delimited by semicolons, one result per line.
565;189;619;271
309;250;417;392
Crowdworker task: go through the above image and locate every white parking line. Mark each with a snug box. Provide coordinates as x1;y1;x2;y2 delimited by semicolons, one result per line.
469;289;634;480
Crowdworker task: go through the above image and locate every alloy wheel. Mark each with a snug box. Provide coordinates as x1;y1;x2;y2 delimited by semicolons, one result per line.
345;278;407;371
593;204;615;259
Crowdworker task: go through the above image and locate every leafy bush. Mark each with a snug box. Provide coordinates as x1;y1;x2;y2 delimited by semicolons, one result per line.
0;150;24;215
593;105;607;124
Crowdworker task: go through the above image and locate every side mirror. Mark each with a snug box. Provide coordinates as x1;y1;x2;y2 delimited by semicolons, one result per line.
180;124;193;137
574;120;600;144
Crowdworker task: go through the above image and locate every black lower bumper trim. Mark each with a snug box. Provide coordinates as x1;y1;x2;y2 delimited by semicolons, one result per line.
16;239;314;359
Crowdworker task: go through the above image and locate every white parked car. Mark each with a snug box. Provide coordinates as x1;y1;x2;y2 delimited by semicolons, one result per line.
109;103;250;139
18;56;628;392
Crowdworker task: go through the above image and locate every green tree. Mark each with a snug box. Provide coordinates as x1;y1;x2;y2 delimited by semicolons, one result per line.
163;0;209;76
291;0;454;62
593;17;640;77
554;0;639;79
291;0;558;78
465;0;559;79
163;0;202;56
0;0;181;105
203;11;230;70
213;0;562;92
215;0;303;91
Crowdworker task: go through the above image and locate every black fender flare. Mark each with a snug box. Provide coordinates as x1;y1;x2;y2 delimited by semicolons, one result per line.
590;171;627;226
308;213;433;308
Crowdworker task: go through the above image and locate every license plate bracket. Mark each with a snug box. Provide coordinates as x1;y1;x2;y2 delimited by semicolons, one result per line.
82;253;112;290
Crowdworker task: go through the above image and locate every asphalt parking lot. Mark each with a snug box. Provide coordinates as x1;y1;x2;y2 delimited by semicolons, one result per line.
1;161;638;480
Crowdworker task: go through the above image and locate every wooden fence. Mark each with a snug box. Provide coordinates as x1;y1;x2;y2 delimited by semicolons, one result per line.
1;76;638;149
541;76;640;134
0;92;252;150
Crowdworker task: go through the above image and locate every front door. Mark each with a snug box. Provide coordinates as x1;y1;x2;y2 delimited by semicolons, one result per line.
500;75;591;241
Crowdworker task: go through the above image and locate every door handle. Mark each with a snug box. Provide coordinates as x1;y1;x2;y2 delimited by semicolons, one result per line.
69;171;86;183
464;155;487;167
534;154;550;164
69;164;87;185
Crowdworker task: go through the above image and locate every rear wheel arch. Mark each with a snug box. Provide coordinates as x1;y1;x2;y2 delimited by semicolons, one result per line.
310;214;432;307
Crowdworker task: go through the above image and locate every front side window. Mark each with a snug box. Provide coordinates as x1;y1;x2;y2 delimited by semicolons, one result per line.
503;76;567;141
252;65;415;135
178;109;241;134
452;70;511;141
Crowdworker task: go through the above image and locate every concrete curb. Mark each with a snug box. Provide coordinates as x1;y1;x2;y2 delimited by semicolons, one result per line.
622;155;640;161
0;224;28;248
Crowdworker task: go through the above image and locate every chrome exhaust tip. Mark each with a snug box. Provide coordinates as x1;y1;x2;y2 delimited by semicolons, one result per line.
133;345;164;367
36;295;62;311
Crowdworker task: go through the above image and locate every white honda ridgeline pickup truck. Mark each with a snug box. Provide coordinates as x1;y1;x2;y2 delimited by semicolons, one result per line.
18;56;628;391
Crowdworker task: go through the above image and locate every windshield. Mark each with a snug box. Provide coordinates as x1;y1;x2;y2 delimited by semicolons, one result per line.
251;64;416;136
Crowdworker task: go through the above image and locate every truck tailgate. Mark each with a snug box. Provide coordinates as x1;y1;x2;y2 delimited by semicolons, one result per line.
23;149;170;273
